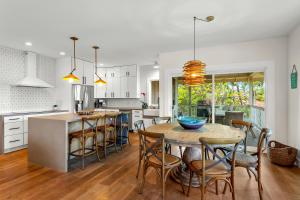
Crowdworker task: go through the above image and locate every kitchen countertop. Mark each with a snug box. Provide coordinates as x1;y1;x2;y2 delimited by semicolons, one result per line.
31;111;121;123
97;107;143;110
0;110;69;117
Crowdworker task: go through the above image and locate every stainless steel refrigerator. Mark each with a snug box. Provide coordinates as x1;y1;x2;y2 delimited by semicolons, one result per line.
72;84;94;112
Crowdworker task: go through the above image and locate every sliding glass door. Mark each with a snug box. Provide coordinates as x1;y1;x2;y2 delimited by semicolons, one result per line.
173;72;265;128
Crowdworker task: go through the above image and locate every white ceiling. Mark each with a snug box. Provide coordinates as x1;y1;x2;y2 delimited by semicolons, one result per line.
1;0;300;66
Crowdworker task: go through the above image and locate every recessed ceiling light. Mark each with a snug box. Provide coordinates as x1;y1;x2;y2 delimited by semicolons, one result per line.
100;63;104;66
59;51;66;56
25;42;32;46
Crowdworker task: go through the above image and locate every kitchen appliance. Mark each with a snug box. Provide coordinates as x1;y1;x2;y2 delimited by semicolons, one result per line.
94;99;106;108
72;84;94;112
14;52;53;88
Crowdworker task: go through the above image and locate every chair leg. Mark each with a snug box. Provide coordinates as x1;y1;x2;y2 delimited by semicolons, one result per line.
215;180;219;195
139;163;148;194
94;135;101;161
114;129;118;153
120;126;123;150
127;127;131;145
104;132;107;159
136;148;142;179
187;171;193;197
258;167;263;200
81;137;85;169
162;168;165;200
179;146;183;158
231;175;235;200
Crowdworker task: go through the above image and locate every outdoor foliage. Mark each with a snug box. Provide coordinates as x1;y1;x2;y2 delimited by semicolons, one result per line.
177;80;265;117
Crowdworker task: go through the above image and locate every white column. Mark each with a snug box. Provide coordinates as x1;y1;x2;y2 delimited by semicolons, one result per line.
212;74;215;123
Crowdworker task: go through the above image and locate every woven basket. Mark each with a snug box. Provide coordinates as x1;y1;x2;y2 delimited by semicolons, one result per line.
268;140;297;166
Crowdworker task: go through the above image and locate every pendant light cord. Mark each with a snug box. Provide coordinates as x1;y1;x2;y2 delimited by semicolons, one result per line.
73;39;76;70
193;16;196;60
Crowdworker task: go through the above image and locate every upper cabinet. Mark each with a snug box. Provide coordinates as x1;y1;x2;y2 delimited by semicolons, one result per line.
94;65;139;99
72;58;94;85
120;65;137;77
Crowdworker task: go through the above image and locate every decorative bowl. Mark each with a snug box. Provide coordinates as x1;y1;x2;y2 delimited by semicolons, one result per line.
177;116;207;130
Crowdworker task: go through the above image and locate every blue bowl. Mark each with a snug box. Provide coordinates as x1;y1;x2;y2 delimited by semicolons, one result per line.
177;116;207;130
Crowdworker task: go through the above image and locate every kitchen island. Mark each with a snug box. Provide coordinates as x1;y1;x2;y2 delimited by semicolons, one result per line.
28;112;119;172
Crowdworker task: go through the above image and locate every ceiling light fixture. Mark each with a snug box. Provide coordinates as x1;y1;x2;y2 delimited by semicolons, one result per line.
183;16;214;86
153;61;159;69
25;42;32;46
63;37;80;83
59;51;66;56
93;46;107;86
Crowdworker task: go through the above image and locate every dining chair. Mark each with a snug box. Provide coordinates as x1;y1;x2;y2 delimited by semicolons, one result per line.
152;117;183;158
213;120;254;156
233;128;271;200
138;130;185;200
187;137;243;200
134;120;146;179
68;115;101;169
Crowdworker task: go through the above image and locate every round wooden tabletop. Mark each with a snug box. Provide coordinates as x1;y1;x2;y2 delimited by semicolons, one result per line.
146;123;245;147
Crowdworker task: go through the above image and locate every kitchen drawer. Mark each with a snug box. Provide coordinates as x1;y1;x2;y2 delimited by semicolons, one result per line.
4;115;23;123
24;132;28;145
4;121;24;136
4;134;24;149
132;110;142;115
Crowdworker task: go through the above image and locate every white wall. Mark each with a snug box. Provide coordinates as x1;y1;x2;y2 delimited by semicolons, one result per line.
0;45;56;113
288;24;300;150
139;65;159;105
159;37;288;143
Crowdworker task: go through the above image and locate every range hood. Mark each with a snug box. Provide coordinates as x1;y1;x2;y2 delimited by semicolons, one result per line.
14;52;53;88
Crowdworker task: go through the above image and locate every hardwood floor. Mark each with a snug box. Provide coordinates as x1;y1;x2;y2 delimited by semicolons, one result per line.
0;133;300;200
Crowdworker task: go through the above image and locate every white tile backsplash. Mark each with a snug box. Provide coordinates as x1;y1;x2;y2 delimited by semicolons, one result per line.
0;45;56;113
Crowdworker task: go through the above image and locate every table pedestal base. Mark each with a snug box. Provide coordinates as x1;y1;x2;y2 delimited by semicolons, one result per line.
171;146;202;187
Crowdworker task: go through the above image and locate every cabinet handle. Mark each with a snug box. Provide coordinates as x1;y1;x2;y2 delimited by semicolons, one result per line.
9;127;20;130
9;118;20;121
9;139;20;143
105;92;106;98
128;71;130;76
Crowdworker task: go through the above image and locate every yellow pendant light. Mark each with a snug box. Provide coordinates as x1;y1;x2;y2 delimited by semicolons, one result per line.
63;37;80;83
93;46;107;85
183;16;214;86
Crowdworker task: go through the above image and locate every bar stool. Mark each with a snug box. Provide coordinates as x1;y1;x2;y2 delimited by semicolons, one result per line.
118;111;130;150
98;112;118;158
68;115;101;169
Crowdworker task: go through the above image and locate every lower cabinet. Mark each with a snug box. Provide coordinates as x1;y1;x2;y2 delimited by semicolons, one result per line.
4;134;24;150
3;112;68;153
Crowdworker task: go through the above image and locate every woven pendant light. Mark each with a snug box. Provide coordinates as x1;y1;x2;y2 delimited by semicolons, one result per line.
183;16;214;86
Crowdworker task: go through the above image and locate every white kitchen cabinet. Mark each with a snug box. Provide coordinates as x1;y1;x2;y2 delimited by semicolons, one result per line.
94;65;139;99
120;76;138;98
73;58;84;82
94;68;108;98
120;65;137;77
84;62;95;86
106;76;120;98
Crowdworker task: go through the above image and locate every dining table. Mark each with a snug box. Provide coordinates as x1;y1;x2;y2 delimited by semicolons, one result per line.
146;122;245;187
